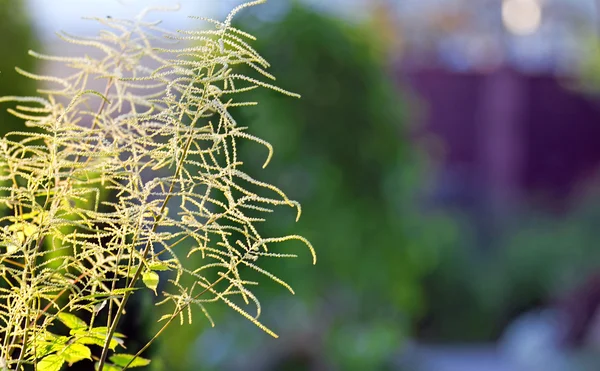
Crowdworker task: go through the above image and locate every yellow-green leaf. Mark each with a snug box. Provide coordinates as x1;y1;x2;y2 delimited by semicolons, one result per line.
57;313;87;330
95;362;120;371
110;353;151;368
29;332;68;358
8;222;36;240
71;327;125;350
142;271;159;295
23;223;37;237
87;326;126;338
38;354;65;371
62;343;91;364
6;242;19;254
74;334;121;351
149;262;170;271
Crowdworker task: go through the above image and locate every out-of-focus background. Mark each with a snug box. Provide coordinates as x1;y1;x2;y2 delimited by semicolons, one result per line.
6;0;600;370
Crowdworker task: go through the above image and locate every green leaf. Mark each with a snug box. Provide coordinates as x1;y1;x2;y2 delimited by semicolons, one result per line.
62;343;91;364
29;332;68;358
6;242;19;255
79;287;138;301
74;335;121;351
38;354;65;371
88;326;126;338
33;342;64;358
111;287;138;295
70;327;125;350
148;262;170;271
95;362;121;371
35;331;62;342
142;271;159;295
110;353;151;368
57;312;87;330
32;343;55;358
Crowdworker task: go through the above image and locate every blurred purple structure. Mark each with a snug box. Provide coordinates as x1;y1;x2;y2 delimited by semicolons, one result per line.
404;67;600;214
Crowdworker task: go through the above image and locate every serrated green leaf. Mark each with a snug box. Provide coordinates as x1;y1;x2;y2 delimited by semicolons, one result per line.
33;342;62;358
62;343;91;364
95;362;121;371
79;287;138;301
74;334;104;347
149;262;170;271
57;312;87;330
32;344;55;358
110;353;151;368
88;326;126;338
142;271;159;295
30;333;69;358
37;331;61;342
70;327;125;350
38;354;65;371
111;287;138;295
6;242;19;254
74;335;121;351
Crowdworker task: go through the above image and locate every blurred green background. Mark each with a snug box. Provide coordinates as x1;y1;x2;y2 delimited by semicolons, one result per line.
0;0;38;136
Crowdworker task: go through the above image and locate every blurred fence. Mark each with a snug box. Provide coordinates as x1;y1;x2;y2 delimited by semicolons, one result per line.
405;67;600;214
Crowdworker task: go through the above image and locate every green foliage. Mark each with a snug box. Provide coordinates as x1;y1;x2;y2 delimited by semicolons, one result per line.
109;354;151;368
0;0;38;136
0;1;311;370
233;0;420;312
498;197;600;306
421;195;600;342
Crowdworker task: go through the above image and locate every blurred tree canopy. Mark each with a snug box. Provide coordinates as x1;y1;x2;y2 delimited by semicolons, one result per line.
156;3;464;370
232;0;438;315
0;0;38;135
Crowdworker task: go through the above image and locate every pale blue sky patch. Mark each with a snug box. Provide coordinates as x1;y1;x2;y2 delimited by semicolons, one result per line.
25;0;233;42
